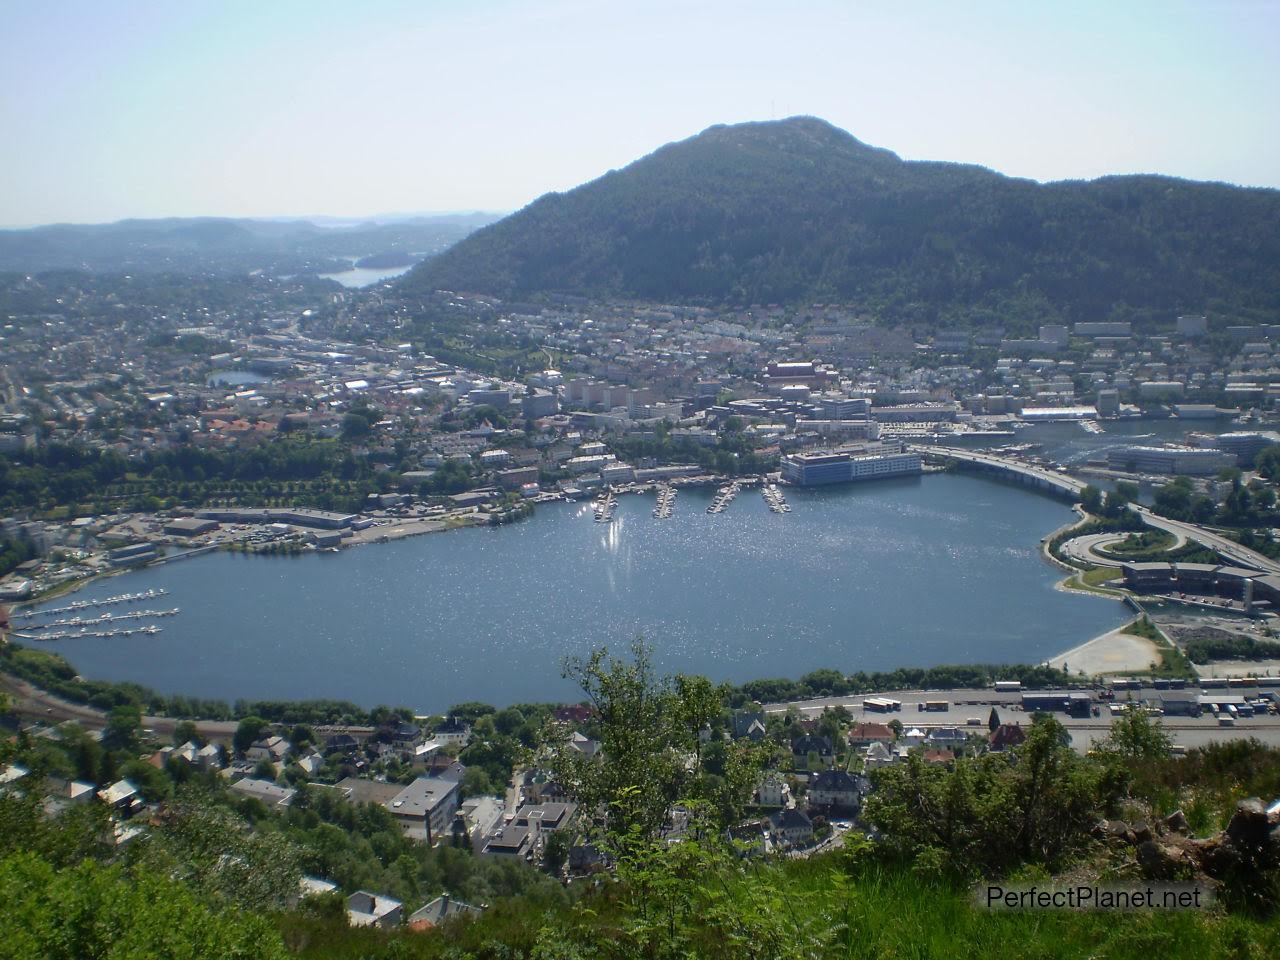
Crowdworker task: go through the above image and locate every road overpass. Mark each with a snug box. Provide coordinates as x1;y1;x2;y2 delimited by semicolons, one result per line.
916;444;1280;575
914;444;1085;499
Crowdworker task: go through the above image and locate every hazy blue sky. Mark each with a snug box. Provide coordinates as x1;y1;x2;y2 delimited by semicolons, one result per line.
2;0;1276;226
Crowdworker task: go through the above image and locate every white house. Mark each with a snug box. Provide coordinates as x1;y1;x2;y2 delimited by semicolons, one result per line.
756;774;790;808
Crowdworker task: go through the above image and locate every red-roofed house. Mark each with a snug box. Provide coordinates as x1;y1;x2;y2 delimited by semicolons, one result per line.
848;722;895;749
988;724;1026;752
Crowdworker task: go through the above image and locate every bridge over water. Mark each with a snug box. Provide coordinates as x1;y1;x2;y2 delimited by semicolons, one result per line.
913;444;1085;500
914;444;1280;576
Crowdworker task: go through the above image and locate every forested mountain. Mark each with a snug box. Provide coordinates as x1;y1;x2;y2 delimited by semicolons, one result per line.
403;117;1280;325
0;213;499;276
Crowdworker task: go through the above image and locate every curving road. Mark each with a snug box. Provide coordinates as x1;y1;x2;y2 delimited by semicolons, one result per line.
1059;529;1189;568
921;445;1280;576
1130;506;1280;576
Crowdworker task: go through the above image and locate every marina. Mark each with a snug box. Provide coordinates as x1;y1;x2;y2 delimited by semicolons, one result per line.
593;490;617;523
13;600;179;642
652;484;677;519
21;625;163;641
14;587;169;619
762;482;790;514
707;481;740;514
20;608;179;631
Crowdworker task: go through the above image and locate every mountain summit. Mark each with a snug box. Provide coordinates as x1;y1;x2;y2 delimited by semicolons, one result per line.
404;116;1280;322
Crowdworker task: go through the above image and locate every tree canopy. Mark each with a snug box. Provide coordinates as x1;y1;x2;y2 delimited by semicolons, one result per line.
405;117;1280;327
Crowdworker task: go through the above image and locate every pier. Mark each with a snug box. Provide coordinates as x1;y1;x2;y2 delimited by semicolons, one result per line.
762;482;790;514
652;484;677;519
15;587;169;619
21;624;163;641
707;482;740;514
22;608;179;631
593;490;617;523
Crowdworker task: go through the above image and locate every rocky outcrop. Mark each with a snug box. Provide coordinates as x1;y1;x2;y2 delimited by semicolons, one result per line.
1095;799;1280;886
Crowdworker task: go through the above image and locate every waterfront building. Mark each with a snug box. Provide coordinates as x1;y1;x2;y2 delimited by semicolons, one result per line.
1106;445;1235;476
871;403;958;423
194;507;356;529
107;542;158;567
1119;561;1280;613
163;517;219;537
780;449;921;486
432;716;472;746
497;466;540;491
599;462;636;483
1215;431;1280;466
1020;406;1096;421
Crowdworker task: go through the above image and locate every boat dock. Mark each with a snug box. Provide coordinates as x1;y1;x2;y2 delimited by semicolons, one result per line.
707;482;740;514
762;482;790;514
15;590;179;641
20;624;163;641
21;608;178;631
15;587;169;619
652;484;677;519
593;490;617;523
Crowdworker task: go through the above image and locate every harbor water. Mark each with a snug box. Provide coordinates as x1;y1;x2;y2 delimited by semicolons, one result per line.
28;473;1127;711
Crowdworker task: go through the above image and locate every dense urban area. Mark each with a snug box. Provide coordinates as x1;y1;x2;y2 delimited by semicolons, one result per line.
3;256;1280;955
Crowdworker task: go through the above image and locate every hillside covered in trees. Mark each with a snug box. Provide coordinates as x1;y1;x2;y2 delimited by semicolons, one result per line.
403;117;1280;326
0;213;498;276
4;644;1280;959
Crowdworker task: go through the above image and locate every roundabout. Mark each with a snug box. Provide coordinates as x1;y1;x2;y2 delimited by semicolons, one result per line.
1059;528;1189;568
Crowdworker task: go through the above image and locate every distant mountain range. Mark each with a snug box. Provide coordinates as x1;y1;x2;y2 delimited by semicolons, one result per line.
403;117;1280;326
0;213;500;276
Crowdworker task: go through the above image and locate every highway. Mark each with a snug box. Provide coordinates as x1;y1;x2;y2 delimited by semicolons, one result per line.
1132;505;1280;575
919;444;1280;575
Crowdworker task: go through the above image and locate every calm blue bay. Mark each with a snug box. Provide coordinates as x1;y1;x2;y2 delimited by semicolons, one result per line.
29;473;1127;711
